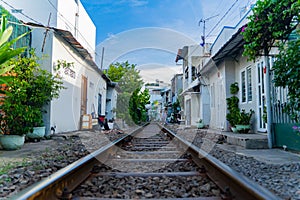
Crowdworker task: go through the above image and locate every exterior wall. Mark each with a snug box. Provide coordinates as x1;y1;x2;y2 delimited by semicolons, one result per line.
235;54;258;132
2;0;95;57
57;0;96;58
208;63;227;130
200;85;210;126
191;93;200;126
2;0;58;27
3;0;101;134
50;35;106;133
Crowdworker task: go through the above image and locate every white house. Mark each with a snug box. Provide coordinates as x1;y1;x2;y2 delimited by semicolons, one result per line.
2;0;109;134
199;8;271;133
176;45;211;127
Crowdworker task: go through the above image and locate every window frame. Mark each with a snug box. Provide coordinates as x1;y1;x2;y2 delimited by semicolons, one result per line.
240;66;252;103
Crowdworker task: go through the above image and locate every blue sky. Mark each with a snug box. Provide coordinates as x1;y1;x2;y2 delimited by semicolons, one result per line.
80;0;253;83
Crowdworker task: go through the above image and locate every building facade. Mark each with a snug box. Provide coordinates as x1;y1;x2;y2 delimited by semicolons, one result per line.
2;0;108;134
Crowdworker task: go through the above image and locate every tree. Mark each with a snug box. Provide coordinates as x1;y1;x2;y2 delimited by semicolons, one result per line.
273;29;300;121
129;88;150;124
242;0;300;120
242;0;299;60
242;0;299;147
105;61;149;125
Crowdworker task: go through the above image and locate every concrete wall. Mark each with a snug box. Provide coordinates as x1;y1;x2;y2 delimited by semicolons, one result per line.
3;0;95;58
236;54;258;132
57;0;96;58
200;85;210;126
208;64;227;130
50;35;106;133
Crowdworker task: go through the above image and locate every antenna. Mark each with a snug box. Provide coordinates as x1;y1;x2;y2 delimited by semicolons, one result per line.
198;14;219;46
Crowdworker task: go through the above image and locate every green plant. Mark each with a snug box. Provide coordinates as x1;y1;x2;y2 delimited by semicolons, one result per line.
237;109;254;125
230;82;239;95
262;106;267;123
226;83;240;127
0;14;29;84
242;0;300;121
197;119;203;123
0;50;64;135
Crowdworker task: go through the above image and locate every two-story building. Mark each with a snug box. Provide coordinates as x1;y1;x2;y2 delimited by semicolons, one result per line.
2;0;111;134
176;44;211;127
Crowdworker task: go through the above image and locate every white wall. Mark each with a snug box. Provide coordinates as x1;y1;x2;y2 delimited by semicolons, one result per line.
57;0;96;58
2;0;96;58
1;0;58;27
209;64;227;130
51;36;106;133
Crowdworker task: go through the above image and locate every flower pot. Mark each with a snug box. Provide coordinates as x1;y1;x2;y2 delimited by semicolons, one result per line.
27;126;46;139
231;127;238;133
236;124;251;133
0;135;25;150
197;122;204;129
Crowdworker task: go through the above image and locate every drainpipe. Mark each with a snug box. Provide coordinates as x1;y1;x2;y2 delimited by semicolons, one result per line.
264;54;273;148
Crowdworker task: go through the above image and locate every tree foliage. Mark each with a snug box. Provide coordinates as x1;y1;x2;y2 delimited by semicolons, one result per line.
105;61;149;125
129;88;150;124
273;30;300;121
242;0;299;60
242;0;300;121
0;50;64;135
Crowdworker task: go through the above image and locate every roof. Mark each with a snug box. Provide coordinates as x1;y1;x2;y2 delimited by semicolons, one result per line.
212;26;245;64
23;22;111;83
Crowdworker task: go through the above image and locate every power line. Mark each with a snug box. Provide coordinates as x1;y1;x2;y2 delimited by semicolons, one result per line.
0;0;43;25
46;0;98;56
206;0;239;38
0;0;98;57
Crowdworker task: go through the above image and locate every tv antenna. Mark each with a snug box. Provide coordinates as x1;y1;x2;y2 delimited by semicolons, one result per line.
198;14;219;46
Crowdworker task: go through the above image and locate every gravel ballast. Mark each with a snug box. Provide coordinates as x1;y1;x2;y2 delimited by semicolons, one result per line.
1;125;299;199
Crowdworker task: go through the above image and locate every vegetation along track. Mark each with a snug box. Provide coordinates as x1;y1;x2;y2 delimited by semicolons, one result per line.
12;123;280;200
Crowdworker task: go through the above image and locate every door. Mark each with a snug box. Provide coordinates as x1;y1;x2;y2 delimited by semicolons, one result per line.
81;75;87;115
256;60;266;132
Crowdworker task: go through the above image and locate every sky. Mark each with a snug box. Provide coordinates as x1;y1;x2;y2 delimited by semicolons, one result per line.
80;0;254;84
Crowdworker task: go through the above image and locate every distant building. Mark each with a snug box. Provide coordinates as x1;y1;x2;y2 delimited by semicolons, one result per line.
145;80;170;121
175;44;211;126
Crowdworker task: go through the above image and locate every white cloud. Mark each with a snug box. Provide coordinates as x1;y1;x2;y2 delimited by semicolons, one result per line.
138;64;181;84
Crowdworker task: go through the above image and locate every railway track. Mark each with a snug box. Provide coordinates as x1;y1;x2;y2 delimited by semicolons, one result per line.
12;123;280;200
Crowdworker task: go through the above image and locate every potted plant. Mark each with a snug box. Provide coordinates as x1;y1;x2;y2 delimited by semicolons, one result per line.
0;14;29;150
226;82;240;132
196;119;204;129
235;109;254;133
5;51;64;140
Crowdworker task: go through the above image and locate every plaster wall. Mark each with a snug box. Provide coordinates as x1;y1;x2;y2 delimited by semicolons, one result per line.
50;36;106;133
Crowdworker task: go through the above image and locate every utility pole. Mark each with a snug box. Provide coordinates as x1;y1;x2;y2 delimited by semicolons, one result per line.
198;14;218;46
41;13;51;52
100;47;104;70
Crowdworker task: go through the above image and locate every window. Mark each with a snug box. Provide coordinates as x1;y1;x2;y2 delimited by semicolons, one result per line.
241;66;252;103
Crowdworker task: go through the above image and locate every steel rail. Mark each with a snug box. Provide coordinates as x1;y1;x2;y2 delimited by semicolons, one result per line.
10;125;145;200
159;124;281;200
